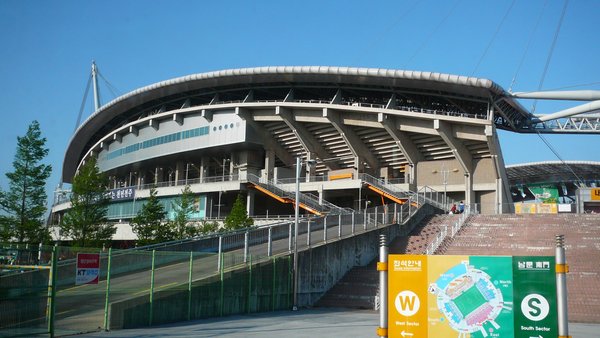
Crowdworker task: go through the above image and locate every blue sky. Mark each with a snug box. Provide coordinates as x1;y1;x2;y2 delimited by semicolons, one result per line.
0;0;599;201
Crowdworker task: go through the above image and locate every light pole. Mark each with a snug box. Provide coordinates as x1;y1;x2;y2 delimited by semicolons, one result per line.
217;158;230;219
293;157;315;311
442;165;448;208
433;164;458;209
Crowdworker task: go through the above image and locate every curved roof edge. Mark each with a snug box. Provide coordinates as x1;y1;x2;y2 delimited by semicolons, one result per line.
76;66;505;135
63;66;511;182
506;161;600;168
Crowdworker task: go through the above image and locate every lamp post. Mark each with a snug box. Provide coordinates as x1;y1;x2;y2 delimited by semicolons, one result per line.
293;157;315;311
433;164;458;209
293;157;301;311
217;158;230;219
442;165;448;208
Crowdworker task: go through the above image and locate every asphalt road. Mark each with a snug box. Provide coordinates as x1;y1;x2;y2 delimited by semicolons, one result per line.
73;308;600;338
50;217;376;334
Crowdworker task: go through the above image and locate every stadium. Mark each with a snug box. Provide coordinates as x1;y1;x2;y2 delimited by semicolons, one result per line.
51;66;533;228
4;66;598;335
51;66;600;231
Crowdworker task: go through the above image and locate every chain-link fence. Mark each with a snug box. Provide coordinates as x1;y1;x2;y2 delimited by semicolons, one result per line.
0;244;292;337
1;194;441;337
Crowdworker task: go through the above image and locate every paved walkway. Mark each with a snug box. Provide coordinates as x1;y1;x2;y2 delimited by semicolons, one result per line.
75;308;598;338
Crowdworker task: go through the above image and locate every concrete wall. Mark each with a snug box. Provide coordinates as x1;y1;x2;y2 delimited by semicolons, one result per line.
295;204;437;307
477;190;496;215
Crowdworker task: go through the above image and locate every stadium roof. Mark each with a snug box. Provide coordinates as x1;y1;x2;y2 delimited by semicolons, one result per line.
506;161;600;185
63;66;533;181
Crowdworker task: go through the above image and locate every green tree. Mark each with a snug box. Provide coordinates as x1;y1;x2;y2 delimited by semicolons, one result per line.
169;185;199;239
224;194;253;231
60;157;114;247
130;187;167;246
0;121;52;244
199;220;220;234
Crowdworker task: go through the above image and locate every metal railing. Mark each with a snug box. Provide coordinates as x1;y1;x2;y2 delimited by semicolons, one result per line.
360;173;413;200
246;174;345;215
425;204;476;255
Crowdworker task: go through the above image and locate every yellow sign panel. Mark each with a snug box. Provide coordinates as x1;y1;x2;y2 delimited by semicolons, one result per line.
388;255;428;337
592;188;600;201
427;255;468;337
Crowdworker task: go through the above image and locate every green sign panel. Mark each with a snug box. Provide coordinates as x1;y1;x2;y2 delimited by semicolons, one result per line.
513;256;558;338
387;255;557;338
528;184;559;203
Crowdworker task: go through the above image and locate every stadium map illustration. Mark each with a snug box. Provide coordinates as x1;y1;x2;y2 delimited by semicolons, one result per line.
429;261;513;338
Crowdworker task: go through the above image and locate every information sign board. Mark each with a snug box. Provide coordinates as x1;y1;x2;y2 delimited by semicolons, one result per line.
76;253;100;285
388;255;557;338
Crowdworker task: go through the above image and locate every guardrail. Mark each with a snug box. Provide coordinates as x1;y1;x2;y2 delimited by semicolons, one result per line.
424;205;475;255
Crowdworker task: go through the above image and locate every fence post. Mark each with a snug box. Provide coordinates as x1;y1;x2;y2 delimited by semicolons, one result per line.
323;216;327;242
47;245;57;338
103;248;112;330
306;218;311;247
288;222;293;252
400;204;403;224
375;206;378;227
272;257;277;311
217;236;222;271
556;235;570;337
364;208;367;230
338;214;342;238
149;250;156;326
377;234;388;338
220;252;224;317
248;254;252;314
351;212;355;235
244;231;249;263
187;251;193;321
268;227;273;256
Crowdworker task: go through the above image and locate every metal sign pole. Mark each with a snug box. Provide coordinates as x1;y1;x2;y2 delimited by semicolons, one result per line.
555;235;570;338
377;234;388;338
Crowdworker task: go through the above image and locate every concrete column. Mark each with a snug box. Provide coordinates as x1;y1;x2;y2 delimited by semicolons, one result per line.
496;177;502;214
246;190;255;216
318;185;324;205
464;174;474;207
154;167;159;185
200;157;206;182
264;149;275;181
409;164;417;187
306;152;316;182
175;161;184;185
354;156;364;177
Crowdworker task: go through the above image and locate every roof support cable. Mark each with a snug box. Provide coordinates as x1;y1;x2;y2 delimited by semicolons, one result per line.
354;0;422;64
471;0;516;76
75;73;92;132
509;0;549;93
542;81;600;92
535;130;583;185
404;0;462;68
98;71;121;100
531;0;569;114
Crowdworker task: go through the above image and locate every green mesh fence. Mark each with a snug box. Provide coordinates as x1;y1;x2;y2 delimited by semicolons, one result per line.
0;244;53;337
1;243;292;337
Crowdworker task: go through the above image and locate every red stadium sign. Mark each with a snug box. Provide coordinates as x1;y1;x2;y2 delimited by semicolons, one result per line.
76;253;100;285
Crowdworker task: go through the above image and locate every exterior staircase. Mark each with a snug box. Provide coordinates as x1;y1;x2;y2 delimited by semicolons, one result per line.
246;174;346;215
315;214;453;309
